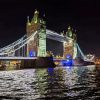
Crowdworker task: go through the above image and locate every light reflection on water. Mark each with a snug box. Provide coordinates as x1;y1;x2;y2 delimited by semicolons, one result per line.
0;65;100;100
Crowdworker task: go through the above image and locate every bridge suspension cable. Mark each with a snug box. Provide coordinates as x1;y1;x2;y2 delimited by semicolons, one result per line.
76;43;86;59
0;31;38;56
0;35;27;52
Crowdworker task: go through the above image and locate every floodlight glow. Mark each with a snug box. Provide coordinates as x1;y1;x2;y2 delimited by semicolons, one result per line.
62;59;72;66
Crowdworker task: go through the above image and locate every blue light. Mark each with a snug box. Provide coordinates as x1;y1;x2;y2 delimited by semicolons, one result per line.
29;50;36;57
66;59;70;62
66;54;72;59
62;59;73;66
48;68;54;74
48;68;54;76
66;66;70;69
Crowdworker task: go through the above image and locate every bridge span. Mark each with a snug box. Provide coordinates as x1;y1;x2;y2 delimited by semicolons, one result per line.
0;10;94;64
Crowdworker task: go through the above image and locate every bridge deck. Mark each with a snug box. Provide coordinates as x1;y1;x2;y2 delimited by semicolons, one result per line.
0;57;37;60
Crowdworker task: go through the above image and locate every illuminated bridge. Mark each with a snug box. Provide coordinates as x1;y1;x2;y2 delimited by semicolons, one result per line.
0;29;94;62
0;10;94;62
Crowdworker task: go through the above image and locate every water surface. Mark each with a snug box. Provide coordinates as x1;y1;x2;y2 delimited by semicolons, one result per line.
0;65;100;100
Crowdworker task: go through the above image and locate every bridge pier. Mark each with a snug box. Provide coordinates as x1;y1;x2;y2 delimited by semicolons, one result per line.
20;59;36;69
20;57;55;68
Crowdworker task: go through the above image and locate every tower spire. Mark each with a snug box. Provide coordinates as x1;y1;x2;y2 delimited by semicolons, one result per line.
27;16;31;26
67;26;73;38
32;9;39;23
27;16;29;23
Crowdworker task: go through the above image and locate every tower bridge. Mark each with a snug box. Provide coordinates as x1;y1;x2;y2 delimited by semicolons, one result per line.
0;10;94;62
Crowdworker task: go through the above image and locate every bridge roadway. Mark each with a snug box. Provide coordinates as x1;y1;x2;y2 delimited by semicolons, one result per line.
0;56;63;60
0;57;37;60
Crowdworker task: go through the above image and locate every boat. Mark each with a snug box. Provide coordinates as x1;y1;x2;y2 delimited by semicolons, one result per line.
54;57;95;66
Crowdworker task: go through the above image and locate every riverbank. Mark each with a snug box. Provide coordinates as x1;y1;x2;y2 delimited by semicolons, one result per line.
0;57;55;70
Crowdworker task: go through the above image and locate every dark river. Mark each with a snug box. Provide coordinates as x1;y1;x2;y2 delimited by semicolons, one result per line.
0;65;100;100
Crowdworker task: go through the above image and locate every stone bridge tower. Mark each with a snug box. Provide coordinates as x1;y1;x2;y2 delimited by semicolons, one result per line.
63;26;77;59
26;10;46;57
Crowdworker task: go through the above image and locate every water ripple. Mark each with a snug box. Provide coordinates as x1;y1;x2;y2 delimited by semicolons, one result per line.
0;65;99;99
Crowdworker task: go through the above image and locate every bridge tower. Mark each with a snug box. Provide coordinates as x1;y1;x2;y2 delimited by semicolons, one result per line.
63;26;77;59
73;30;77;59
26;10;46;57
63;26;73;58
37;20;46;57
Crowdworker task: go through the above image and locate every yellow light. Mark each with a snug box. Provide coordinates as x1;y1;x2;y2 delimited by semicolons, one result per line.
54;61;59;65
28;22;31;26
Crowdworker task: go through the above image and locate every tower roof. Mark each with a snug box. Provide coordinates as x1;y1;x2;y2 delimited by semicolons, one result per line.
27;16;31;26
34;9;39;14
68;26;71;30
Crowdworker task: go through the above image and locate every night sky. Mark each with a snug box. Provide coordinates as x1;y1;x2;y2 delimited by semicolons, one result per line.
0;0;100;56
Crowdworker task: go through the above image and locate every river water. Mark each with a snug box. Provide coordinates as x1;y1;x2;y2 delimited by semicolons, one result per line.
0;65;100;100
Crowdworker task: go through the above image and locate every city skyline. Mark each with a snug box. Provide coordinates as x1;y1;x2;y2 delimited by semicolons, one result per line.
0;0;100;56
